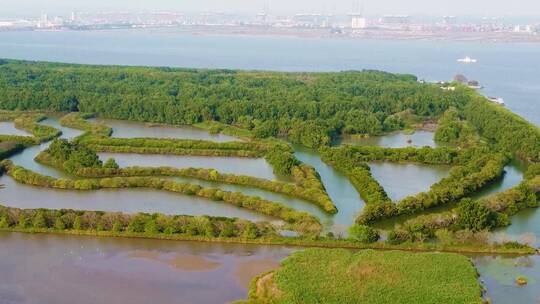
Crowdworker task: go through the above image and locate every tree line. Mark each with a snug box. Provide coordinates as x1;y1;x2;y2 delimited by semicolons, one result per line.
1;159;322;235
0;205;275;239
0;60;469;148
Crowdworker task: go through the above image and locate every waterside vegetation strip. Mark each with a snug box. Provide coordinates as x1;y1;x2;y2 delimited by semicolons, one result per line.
0;160;323;234
0;204;534;255
0;60;538;253
395;175;540;242
321;144;510;225
0;111;62;144
35;150;337;213
0;60;470;149
34;134;337;213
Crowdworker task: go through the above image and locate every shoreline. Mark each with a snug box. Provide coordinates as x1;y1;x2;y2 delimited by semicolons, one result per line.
0;228;535;256
2;26;540;44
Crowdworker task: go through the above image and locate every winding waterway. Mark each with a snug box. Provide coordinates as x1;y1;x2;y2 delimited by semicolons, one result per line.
0;114;534;304
0;118;276;222
1;32;540;303
0;122;31;137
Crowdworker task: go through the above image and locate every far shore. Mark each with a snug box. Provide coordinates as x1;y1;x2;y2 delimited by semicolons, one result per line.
2;25;540;43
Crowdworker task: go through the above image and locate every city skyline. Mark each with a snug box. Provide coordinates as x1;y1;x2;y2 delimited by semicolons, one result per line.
1;0;540;18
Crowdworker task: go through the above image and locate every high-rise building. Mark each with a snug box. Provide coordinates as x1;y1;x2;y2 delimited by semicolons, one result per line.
351;14;367;29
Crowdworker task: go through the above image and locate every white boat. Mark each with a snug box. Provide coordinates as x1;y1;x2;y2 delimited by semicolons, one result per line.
457;56;477;63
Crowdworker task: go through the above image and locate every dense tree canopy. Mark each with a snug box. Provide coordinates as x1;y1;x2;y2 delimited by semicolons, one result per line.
0;60;468;148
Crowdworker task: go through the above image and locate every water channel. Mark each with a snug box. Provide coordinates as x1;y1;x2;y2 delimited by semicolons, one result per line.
93;118;241;142
1;116;538;303
0;118;274;222
0;122;32;137
338;130;438;148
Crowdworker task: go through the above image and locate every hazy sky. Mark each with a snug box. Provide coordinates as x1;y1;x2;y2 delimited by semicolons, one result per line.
1;0;539;17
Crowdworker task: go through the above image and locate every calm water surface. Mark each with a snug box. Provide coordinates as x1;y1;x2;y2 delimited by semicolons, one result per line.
100;152;278;182
95;118;241;142
0;175;273;222
293;145;365;235
0;232;293;304
473;255;540;303
1;117;275;222
0;232;537;304
368;162;450;201
339;131;437;148
0;121;31;136
1;31;540;303
40;116;84;140
0;30;537;127
6;117;82;179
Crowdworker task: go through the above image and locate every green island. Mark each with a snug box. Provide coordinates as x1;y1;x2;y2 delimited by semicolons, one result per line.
239;248;483;304
1;59;539;302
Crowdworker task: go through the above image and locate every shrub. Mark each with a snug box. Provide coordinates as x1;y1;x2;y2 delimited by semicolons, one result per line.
387;229;412;245
348;224;380;243
457;198;498;231
103;158;120;169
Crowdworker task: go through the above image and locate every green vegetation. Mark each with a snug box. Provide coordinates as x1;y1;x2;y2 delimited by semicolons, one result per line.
36;136;337;213
0;204;275;239
387;175;540;244
37;151;336;213
60;112;112;137
0;160;322;235
322;145;463;166
0;61;538;257
242;249;482;304
321;147;390;205
0;112;61;144
464;94;540;162
46;139;103;173
0;60;468;148
321;143;509;225
194;120;254;139
357;149;508;224
347;224;380;243
435;107;479;147
457;198;501;231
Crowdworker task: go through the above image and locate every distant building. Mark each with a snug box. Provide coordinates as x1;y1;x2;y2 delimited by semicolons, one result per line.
381;15;410;24
293;14;332;28
514;25;533;33
442;16;457;25
350;15;367;29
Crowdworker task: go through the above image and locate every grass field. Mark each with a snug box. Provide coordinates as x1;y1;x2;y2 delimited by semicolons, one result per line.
242;248;483;304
